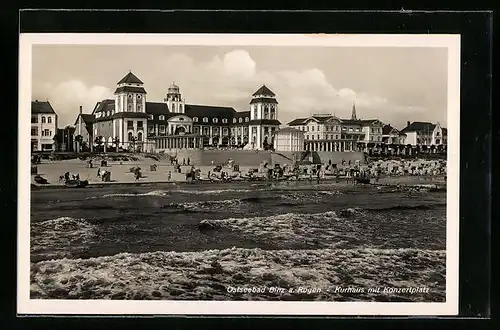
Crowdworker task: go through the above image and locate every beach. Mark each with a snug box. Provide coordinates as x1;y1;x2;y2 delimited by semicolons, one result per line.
29;164;447;301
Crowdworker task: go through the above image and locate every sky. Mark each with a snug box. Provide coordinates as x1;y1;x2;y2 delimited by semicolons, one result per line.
32;45;448;129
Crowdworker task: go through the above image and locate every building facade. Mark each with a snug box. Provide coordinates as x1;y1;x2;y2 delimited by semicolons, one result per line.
400;121;448;146
273;127;305;152
31;101;58;152
287;102;385;152
381;124;406;145
73;72;281;151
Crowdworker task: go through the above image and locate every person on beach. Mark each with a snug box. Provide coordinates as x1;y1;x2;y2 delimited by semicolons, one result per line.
187;158;190;166
97;168;101;178
167;171;172;181
182;158;186;166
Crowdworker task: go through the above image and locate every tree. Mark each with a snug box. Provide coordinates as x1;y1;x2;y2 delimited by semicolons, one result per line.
94;136;104;153
113;137;120;152
129;136;138;152
74;135;83;153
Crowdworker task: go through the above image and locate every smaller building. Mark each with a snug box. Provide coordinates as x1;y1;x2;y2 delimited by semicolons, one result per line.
273;127;305;152
382;124;406;145
31;100;58;152
400;121;447;146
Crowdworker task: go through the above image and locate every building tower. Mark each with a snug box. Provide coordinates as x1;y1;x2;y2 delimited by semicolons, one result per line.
248;84;281;149
164;82;185;113
351;100;358;120
113;71;149;148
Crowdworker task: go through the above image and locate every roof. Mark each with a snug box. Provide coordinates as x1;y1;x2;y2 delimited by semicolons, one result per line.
382;124;399;135
117;71;144;84
73;114;95;126
92;99;115;113
400;121;436;133
250;98;278;105
145;102;169;114
247;119;281;125
442;128;448;136
277;127;303;134
185;104;237;118
252;85;275;97
288;118;307;126
234;111;250;118
114;86;147;94
32;101;56;114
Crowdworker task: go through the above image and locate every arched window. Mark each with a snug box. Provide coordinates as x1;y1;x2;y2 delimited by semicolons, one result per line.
270;105;275;119
245;117;249;122
193;117;198;122
222;118;227;123
47;116;52;123
203;117;208;123
41;116;46;123
172;104;176;112
128;132;133;141
138;132;143;142
233;118;237;123
128;104;132;111
264;105;269;119
159;115;165;121
179;104;183;112
213;118;218;123
239;118;243;123
137;105;142;112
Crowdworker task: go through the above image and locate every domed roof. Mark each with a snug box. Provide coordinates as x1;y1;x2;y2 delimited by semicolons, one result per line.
168;82;179;90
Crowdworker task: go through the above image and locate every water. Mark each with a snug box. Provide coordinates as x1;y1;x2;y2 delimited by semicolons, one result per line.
30;181;446;301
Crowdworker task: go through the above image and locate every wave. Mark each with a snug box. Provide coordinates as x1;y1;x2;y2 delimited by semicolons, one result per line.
86;190;169;199
366;203;447;212
30;247;446;301
31;217;98;259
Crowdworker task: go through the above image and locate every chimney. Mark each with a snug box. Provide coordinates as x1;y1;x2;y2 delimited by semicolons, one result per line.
407;121;410;127
79;105;83;114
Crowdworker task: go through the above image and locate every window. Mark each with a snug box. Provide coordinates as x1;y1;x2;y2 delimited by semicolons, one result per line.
137;121;144;129
194;127;200;134
159;115;165;121
239;118;243;123
31;117;38;124
223;128;228;135
203;117;208;123
222;118;228;124
193;117;198;122
245;117;249;122
436;132;440;136
137;95;141;99
179;117;184;121
137;105;142;112
148;125;155;133
213;118;218;123
43;129;50;136
127;120;134;129
159;125;166;132
149;114;153;120
128;94;132;98
128;104;133;111
41;116;46;123
253;109;257;118
172;104;176;112
47;116;52;123
31;128;38;136
137;132;143;142
179;105;183;112
233;118;237;123
311;126;315;132
128;132;133;141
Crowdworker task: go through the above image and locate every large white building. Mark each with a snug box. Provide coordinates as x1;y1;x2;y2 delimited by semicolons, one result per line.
273;127;305;152
73;72;281;151
287;102;385;152
400;121;448;146
31;101;58;152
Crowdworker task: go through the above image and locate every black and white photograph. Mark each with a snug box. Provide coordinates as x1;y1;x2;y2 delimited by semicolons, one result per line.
18;34;460;315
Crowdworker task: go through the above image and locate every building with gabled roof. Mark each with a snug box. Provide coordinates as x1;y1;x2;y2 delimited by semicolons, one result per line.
286;102;384;152
71;71;282;151
31;100;58;151
399;121;447;146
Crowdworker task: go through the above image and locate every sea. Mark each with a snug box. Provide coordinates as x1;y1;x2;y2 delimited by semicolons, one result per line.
29;180;446;302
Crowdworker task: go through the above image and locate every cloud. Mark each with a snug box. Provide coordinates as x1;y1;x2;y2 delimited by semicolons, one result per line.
33;80;112;126
33;48;435;130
